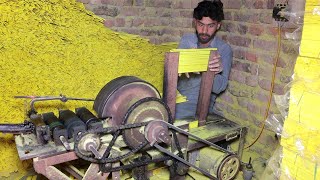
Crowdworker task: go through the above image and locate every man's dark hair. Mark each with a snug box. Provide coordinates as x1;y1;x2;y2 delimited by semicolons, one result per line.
193;0;224;22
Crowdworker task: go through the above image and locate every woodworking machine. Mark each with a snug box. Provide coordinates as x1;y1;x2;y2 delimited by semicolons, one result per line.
0;51;247;180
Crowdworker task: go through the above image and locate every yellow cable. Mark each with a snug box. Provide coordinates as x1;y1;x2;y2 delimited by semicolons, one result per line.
245;23;282;149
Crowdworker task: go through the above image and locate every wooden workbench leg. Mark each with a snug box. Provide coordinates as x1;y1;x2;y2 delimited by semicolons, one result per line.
64;163;84;179
44;166;70;180
83;163;110;180
33;152;79;180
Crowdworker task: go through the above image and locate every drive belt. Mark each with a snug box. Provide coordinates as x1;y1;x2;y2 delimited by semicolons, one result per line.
74;121;150;163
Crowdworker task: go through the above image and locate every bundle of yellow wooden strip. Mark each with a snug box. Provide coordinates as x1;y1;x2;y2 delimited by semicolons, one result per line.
299;1;320;58
170;48;217;73
280;0;320;179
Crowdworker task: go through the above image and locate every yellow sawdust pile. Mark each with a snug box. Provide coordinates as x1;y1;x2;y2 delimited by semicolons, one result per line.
0;0;176;177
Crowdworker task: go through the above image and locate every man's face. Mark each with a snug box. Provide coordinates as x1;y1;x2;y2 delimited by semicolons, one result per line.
194;17;221;45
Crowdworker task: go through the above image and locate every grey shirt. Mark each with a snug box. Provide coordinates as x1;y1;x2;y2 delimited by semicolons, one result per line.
175;33;233;119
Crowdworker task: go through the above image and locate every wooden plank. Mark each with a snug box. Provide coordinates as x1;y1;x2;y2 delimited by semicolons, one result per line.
83;163;110;180
196;50;217;126
163;52;179;121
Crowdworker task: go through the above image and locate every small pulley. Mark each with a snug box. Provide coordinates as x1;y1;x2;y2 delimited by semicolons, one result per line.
76;133;102;159
145;120;171;146
123;97;171;149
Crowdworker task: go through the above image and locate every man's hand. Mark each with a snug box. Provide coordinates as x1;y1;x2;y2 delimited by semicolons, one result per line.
208;54;223;74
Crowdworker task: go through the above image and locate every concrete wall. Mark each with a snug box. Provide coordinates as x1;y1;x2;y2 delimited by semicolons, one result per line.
80;0;305;161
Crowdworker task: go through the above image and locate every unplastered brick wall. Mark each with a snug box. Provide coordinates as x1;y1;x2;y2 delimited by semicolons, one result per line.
79;0;304;159
79;0;197;44
215;0;305;158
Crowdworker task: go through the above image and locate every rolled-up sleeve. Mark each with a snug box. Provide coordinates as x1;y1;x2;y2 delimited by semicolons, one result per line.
212;44;233;94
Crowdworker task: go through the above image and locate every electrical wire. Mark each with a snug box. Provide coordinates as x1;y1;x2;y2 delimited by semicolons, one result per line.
245;22;282;149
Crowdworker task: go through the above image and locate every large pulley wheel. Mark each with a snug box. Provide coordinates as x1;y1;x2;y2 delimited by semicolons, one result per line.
93;76;160;126
123;97;171;149
217;154;240;180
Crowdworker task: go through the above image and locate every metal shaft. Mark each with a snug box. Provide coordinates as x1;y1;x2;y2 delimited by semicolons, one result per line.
88;143;102;159
0;121;34;134
15;95;94;114
59;136;71;150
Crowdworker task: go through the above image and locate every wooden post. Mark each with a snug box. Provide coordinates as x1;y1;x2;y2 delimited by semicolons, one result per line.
163;52;179;122
196;50;217;126
163;52;188;180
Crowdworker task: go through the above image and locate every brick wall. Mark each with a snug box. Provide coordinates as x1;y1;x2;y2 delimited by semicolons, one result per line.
216;0;305;157
79;0;199;44
79;0;305;158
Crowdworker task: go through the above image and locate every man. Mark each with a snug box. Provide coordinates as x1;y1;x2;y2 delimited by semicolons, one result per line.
175;0;233;119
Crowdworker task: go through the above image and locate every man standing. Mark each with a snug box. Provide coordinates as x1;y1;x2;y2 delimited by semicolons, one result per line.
175;0;233;119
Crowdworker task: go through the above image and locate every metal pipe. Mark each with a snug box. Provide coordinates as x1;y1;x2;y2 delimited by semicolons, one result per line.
14;94;94;114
